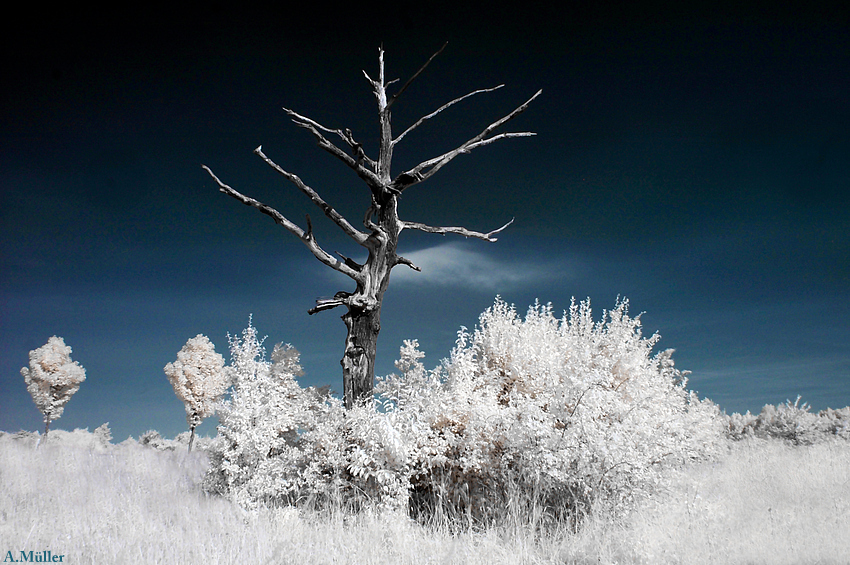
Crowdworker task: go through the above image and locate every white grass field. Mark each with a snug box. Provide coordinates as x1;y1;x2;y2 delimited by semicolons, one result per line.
1;432;848;564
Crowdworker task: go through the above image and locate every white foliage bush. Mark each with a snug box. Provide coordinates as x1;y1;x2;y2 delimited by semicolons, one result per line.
10;424;113;451
138;429;177;451
726;397;850;444
136;429;215;452
376;297;725;524
206;300;725;527
204;319;430;512
204;318;344;509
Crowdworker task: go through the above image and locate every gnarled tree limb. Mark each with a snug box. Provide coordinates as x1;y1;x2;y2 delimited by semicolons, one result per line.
201;165;362;281
283;108;378;171
253;146;368;245
283;109;382;190
395;255;422;271
308;297;347;315
281;109;373;162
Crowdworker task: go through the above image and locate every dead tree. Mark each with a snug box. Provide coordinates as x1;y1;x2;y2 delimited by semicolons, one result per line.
203;45;540;408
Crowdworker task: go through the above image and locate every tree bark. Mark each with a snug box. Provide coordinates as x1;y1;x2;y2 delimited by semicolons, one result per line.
341;307;380;407
188;425;196;453
339;190;400;406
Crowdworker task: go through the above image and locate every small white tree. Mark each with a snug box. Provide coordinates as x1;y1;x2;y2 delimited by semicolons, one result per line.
21;336;86;440
164;334;227;452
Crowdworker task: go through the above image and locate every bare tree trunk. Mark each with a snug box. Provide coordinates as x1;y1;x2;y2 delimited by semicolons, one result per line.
188;425;196;453
203;45;539;409
341;306;381;406
340;193;399;406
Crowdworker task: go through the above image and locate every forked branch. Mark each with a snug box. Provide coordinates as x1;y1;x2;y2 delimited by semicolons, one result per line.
283;108;381;188
393;89;542;192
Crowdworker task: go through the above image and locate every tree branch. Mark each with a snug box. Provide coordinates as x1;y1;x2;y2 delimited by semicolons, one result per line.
393;89;542;192
455;131;537;152
363;205;380;232
308;298;346;315
395;255;422;271
308;291;353;315
202;165;362;281
393;85;504;145
336;251;364;271
253;146;368;245
387;42;448;109
402;217;514;242
283;108;381;188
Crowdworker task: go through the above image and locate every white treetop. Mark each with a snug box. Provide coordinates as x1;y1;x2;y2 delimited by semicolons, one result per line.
21;336;86;433
164;334;227;430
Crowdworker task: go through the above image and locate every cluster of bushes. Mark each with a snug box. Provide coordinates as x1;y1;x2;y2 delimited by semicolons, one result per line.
23;297;847;530
726;397;850;445
204;298;726;527
202;323;344;511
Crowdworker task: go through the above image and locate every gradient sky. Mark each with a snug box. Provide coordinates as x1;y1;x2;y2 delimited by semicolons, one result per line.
2;4;848;441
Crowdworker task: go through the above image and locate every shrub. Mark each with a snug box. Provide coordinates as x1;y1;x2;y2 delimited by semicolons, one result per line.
139;429;174;451
726;398;850;444
93;423;113;448
204;318;343;510
376;297;725;526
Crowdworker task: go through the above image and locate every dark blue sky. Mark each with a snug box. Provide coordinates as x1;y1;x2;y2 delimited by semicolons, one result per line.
2;4;848;441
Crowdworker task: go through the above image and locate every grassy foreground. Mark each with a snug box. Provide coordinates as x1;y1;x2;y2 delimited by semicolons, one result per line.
1;432;848;564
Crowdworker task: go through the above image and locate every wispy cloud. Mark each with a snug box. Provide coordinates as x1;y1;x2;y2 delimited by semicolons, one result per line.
391;242;572;291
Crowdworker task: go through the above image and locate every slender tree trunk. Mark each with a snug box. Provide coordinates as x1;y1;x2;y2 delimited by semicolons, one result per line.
188;425;196;453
